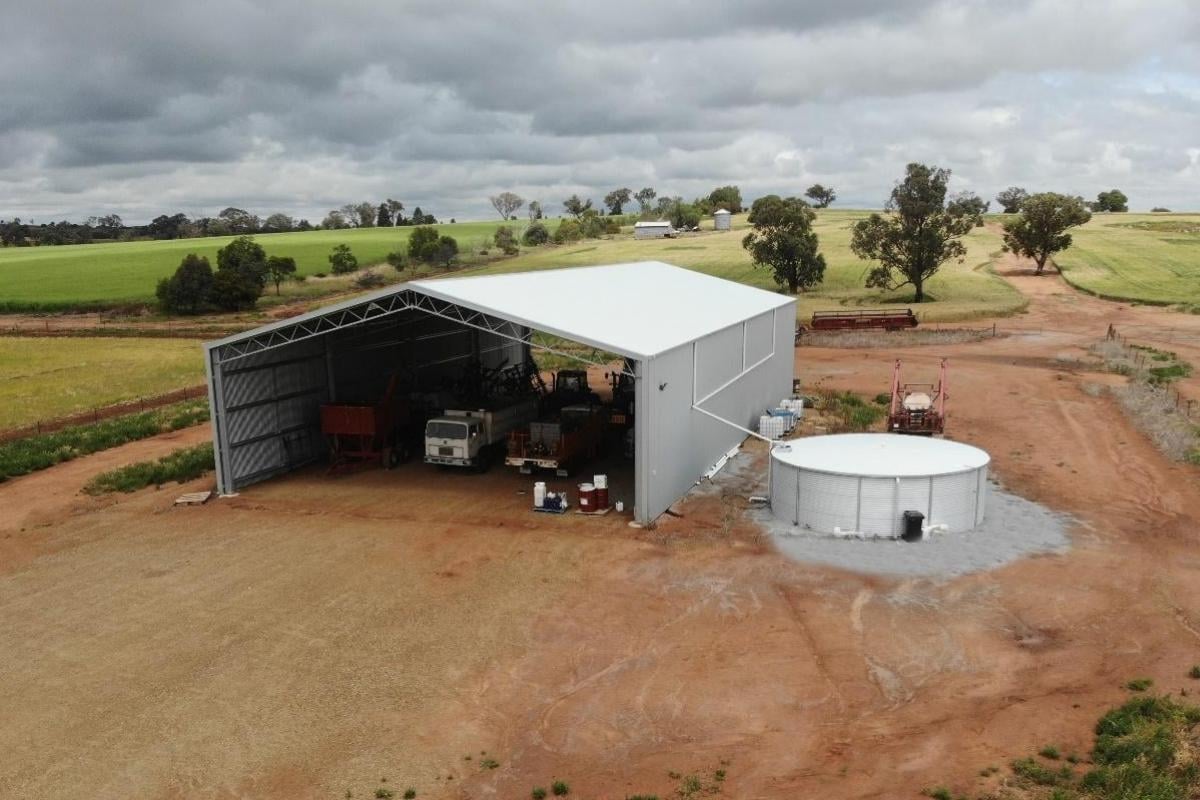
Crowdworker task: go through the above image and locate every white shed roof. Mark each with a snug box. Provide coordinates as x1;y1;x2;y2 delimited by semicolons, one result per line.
208;261;793;362
634;220;673;227
411;261;792;359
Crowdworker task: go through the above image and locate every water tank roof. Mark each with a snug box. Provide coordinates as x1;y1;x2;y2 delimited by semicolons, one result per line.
714;208;731;215
773;433;989;478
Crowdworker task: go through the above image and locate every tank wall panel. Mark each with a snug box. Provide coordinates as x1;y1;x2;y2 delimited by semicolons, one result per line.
778;464;989;537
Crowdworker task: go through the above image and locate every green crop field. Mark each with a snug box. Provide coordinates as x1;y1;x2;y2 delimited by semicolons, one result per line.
0;220;523;310
1051;213;1200;307
469;211;1025;323
0;337;206;429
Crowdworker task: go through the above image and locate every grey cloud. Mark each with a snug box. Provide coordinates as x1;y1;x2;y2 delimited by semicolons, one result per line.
1;0;1198;221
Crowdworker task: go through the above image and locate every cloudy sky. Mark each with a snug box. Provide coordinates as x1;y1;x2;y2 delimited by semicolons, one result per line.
2;0;1198;223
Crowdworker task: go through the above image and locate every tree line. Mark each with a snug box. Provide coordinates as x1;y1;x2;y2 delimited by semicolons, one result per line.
0;200;443;247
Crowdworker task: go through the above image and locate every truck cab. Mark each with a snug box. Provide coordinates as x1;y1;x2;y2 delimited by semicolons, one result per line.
424;416;483;467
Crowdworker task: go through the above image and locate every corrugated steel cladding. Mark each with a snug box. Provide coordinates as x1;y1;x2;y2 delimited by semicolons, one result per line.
769;463;989;536
635;309;793;520
206;264;794;524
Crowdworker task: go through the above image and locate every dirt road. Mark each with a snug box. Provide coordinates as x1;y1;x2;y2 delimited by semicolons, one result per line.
2;262;1200;799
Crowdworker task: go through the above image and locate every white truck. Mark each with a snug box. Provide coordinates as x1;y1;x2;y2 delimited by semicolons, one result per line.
423;397;539;471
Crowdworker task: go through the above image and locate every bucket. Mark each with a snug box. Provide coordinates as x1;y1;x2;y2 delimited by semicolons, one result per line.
596;487;610;509
578;483;596;512
533;481;547;508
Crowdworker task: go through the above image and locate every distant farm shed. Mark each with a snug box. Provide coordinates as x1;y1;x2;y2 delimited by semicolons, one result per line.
634;221;674;239
203;262;794;525
714;209;732;231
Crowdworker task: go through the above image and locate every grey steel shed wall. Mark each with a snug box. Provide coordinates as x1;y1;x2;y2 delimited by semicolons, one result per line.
208;337;329;495
634;304;794;523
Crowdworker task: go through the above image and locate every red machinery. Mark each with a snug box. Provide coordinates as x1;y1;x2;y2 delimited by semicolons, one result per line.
506;404;608;476
887;359;946;435
320;374;410;470
796;308;918;340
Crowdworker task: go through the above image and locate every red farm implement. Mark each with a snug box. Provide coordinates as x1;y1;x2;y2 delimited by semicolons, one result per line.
887;359;947;436
796;308;918;340
320;374;411;471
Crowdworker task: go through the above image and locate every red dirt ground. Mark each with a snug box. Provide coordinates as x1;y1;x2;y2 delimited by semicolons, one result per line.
3;259;1200;799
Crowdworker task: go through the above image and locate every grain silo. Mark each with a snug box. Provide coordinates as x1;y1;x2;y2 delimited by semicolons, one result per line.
770;434;989;538
713;208;732;231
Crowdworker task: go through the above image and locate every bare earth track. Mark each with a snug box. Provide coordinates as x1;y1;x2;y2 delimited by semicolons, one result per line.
3;260;1200;799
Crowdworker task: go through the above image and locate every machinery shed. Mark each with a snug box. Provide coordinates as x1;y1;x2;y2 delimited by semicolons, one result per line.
204;261;795;524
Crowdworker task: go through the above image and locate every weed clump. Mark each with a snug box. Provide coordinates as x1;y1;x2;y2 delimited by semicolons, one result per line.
83;442;214;494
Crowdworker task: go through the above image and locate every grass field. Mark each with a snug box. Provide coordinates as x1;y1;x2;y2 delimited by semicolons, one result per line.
0;220;527;310
1050;213;1200;307
0;337;205;429
471;211;1026;322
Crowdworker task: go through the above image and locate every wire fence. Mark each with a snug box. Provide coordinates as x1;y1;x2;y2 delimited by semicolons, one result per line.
1105;324;1196;419
1;319;238;339
0;384;209;444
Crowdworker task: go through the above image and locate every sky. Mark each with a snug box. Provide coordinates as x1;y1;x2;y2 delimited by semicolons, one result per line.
1;0;1198;224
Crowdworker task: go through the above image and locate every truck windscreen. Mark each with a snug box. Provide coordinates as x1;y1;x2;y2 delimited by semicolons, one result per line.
426;421;466;439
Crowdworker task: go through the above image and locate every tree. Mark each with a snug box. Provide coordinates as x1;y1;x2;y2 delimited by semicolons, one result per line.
156;253;214;314
265;255;297;294
408;226;438;260
353;202;377;228
376;204;392;227
804;184;837;209
433;235;458;266
528;201;543;222
262;213;294;232
410;206;434;225
218;207;259;233
996;187;1029;214
328;244;359;274
0;217;28;246
947;191;989;225
1093;189;1129;213
210;270;261;311
384;198;405;225
604;188;632;215
147;213;189;240
669;202;701;230
634;187;657;213
95;214;123;239
562;194;592;219
741;196;826;293
579;209;611;238
850;163;980;303
707;185;743;213
322;210;350;229
493;225;519;255
385;250;407;270
1001;192;1092;274
216;236;268;290
523;222;549;246
489;192;524;220
553;219;583;243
